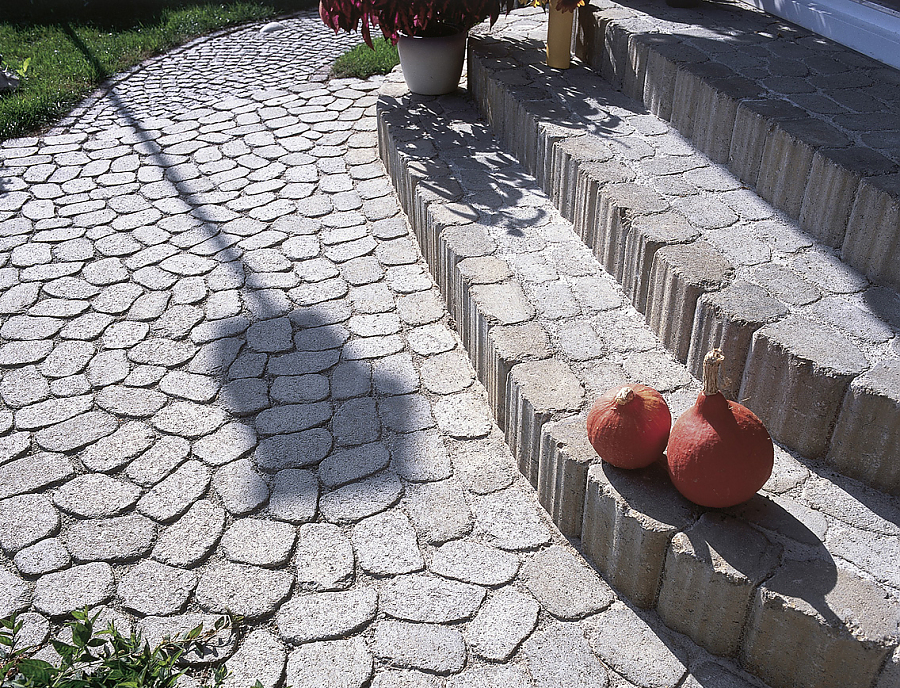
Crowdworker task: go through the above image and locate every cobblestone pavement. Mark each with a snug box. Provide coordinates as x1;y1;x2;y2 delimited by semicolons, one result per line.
0;10;769;688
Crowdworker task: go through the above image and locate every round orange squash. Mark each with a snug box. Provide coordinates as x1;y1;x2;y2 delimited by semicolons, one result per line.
586;384;671;469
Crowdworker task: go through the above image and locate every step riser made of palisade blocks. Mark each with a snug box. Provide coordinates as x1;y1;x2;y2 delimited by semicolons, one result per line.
574;3;900;293
376;74;900;688
465;38;900;497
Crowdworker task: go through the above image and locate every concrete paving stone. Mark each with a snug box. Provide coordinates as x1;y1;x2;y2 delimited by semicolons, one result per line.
204;290;242;320
254;429;332;472
96;384;168;417
372;353;419;395
729;492;828;547
61;312;115;341
447;664;533;688
378;394;435;433
380;572;484;623
66;513;157;563
158;370;220;403
522;621;609;688
374;620;465;675
371;670;442;688
101;321;150;349
0;340;53;366
277;588;377;643
430;540;520;587
0;568;28;618
256;401;331;437
293;323;349;351
285;638;373;688
152;400;227;438
128;337;197;367
270;374;330;403
320;470;403;524
742;558;900;688
80;420;156;472
118;560;197;616
341;256;385;285
341;334;405;359
419;351;476;396
586;602;687;688
473;489;552;550
0;315;64;341
826;523;900;589
0;452;74;499
52;474;140;518
522;545;615;620
247;317;293;353
657;513;782;657
159;254;217;277
152;305;205;339
192;422;257;466
189;337;243;377
138;459;210;522
433;392;494;440
15;394;93;431
802;474;900;536
403;479;473;544
138;613;237;665
330;396;379;447
81;257;129;285
222;629;286;688
32;562;114;617
213;458;269;515
388;430;452;482
218;377;270;415
221;518;296;568
10;611;51;651
0;365;50;408
127;292;171;321
467;588;540;662
0;283;39;313
28;297;90;318
267;468;319;524
319;442;390;488
266;348;339;376
0;494;60;553
92;283;145;315
803;295;894;344
151;499;225;568
351;508;423;575
195;559;293;620
295;522;354;592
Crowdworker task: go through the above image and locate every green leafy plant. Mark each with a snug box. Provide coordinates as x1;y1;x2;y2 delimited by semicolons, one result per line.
0;609;233;688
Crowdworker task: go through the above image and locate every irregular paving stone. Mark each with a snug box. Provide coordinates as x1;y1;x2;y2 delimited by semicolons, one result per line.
388;431;452;482
0;494;60;553
158;370;219;402
268;469;318;523
430;540;520;586
118;560;197;616
86;350;130;386
247;317;293;352
96;385;167;417
15;395;93;430
220;518;296;567
276;588;377;643
138;460;210;522
403;479;473;545
521;545;615;620
126;435;190;487
34;411;118;452
319;441;390;488
0;452;74;499
295;522;355;592
270;374;330;404
320;472;403;524
195;560;293;620
0;341;54;366
11;611;51;651
371;670;443;688
222;630;286;688
192;422;257;466
138;613;236;665
41;341;95;378
219;377;270;416
331;397;380;446
352;510;424;576
33;562;115;617
473;489;552;550
65;514;157;563
380;573;484;623
213;459;269;515
447;665;533;688
128;338;196;367
374;620;465;675
1;365;50;408
78;419;156;471
152;401;227;438
285;638;372;688
467;588;540;662
254;429;332;472
52;474;141;518
522;622;609;688
255;402;332;436
0;431;29;463
585;602;687;688
13;538;71;576
378;394;434;433
0;568;30;618
152;499;225;567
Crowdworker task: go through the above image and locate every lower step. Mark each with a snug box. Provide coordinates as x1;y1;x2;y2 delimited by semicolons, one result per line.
376;73;900;688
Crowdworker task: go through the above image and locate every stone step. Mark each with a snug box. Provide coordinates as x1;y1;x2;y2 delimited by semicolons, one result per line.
574;0;900;292
376;63;900;688
465;10;900;497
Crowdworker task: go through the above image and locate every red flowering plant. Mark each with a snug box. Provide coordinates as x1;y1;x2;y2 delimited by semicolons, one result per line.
319;0;520;46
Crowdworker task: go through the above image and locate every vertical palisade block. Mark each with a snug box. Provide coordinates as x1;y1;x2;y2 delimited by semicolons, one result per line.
593;183;669;278
728;99;806;189
843;172;900;290
538;415;596;539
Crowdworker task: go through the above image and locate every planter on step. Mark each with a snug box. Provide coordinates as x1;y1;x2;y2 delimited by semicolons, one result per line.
398;29;468;95
546;3;575;69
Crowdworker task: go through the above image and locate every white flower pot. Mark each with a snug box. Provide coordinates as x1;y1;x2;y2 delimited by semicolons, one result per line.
397;29;467;95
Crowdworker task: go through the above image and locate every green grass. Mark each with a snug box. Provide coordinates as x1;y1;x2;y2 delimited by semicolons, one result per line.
331;38;399;79
0;0;315;140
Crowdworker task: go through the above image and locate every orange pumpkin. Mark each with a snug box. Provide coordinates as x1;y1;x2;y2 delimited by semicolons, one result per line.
586;384;671;469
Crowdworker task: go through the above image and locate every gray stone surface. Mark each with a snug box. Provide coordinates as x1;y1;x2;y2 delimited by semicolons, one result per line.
403;479;473;544
0;568;30;618
33;562;115;616
319;471;402;523
66;514;156;563
152;500;225;567
220;518;296;567
138;613;236;665
276;588;377;643
195;560;293;620
430;540;520;586
213;459;269;515
374;620;466;675
522;622;609;688
223;630;286;688
473;489;552;550
13;538;71;576
380;573;484;623
467;588;540;662
0;494;60;553
351;509;423;575
52;474;140;518
295;522;355;591
118;560;197;616
286;638;372;688
268;468;318;523
138;459;210;522
522;545;615;620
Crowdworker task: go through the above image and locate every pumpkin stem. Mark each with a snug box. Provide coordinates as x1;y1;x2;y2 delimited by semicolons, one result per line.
614;387;635;406
702;349;725;396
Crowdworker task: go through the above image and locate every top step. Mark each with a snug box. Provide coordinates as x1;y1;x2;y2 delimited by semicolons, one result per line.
573;0;900;290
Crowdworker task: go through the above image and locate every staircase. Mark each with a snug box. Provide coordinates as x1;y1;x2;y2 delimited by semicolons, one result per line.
375;3;900;687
